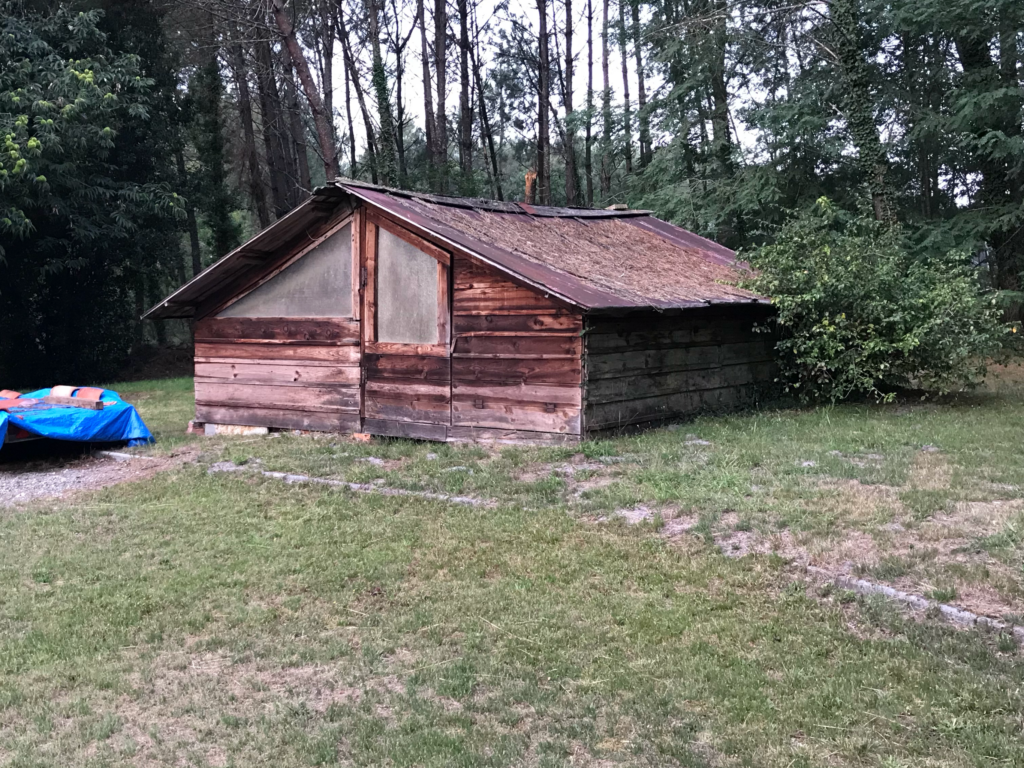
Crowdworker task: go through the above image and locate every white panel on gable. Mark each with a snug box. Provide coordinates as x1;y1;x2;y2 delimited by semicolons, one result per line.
219;224;353;317
376;227;440;344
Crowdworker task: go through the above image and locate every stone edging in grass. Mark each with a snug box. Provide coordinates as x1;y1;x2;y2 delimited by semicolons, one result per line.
805;565;1024;645
207;461;488;507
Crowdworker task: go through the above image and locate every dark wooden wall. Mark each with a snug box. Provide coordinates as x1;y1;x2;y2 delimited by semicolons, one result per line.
582;306;776;433
449;256;583;443
193;317;361;432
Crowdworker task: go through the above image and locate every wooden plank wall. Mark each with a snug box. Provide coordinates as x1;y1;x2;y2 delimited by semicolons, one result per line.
362;352;451;440
194;317;361;432
450;255;583;442
583;306;776;432
360;215;452;441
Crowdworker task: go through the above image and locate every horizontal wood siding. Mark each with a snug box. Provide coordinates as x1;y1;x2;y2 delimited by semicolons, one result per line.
451;255;583;438
584;306;776;432
193;317;361;431
194;317;358;343
363;352;451;427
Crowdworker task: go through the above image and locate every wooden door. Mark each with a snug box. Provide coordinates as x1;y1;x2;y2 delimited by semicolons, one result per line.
360;212;452;440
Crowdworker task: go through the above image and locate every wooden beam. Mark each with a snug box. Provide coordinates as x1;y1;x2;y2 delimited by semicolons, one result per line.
366;210;451;264
363;218;378;346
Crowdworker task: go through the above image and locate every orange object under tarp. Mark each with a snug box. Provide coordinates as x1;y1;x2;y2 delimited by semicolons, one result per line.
0;390;21;400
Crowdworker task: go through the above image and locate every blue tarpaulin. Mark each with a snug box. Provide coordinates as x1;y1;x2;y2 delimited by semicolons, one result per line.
0;388;154;451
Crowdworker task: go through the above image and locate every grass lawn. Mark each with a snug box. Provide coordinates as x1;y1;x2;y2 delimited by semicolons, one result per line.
2;371;1024;766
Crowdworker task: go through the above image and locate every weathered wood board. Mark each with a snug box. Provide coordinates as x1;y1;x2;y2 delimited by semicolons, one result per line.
582;306;776;431
451;255;583;439
193;316;362;434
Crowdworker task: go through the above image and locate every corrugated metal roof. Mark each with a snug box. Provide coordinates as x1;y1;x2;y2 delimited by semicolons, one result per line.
144;181;765;320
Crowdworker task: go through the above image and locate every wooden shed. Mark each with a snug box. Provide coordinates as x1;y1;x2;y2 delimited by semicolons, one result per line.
145;181;776;444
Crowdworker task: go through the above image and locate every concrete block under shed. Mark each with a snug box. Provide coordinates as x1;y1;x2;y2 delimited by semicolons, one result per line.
204;423;270;437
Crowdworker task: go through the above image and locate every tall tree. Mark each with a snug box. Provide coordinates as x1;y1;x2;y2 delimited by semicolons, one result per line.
585;0;595;205
631;0;651;168
418;0;436;173
271;0;339;179
228;42;271;226
471;6;504;200
336;0;380;182
281;50;313;193
617;0;633;175
829;0;892;223
434;0;448;190
253;34;297;215
600;0;612;197
458;0;474;191
537;0;552;204
564;0;578;205
366;0;398;185
190;56;241;258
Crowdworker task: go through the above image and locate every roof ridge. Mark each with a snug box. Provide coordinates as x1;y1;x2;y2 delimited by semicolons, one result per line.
329;178;652;219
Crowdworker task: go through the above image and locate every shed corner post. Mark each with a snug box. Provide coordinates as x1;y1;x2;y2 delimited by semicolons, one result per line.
580;311;592;439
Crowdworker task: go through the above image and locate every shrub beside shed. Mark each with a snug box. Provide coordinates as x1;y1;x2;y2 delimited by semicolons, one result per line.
145;180;775;443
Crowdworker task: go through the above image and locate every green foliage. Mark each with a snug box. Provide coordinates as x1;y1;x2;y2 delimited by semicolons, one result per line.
0;2;182;383
745;199;1012;401
187;59;241;260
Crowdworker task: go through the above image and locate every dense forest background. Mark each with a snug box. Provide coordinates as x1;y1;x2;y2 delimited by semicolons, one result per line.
1;0;1022;383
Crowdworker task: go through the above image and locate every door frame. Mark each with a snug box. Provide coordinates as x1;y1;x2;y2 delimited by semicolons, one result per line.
360;211;451;356
358;207;453;439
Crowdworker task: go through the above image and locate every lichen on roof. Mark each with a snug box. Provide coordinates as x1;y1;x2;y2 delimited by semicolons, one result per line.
389;195;761;308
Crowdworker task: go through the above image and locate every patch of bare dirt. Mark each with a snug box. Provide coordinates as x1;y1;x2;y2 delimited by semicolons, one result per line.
357;455;407;471
909;450;952;490
711;484;1024;618
827;450;886;468
714;512;802;560
929;499;1024;537
803;477;903;522
0;448;196;509
518;453;624;497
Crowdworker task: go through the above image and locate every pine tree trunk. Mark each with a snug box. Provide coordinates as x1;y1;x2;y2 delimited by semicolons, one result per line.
537;0;551;204
392;0;410;186
600;0;612;198
272;0;339;179
337;3;380;182
228;43;271;227
175;149;203;277
585;0;594;206
253;37;295;216
419;0;436;174
631;0;650;168
282;53;312;194
708;0;731;180
434;0;449;191
618;0;633;175
367;0;398;186
193;55;239;256
830;0;892;223
320;3;334;151
470;10;503;200
458;0;474;190
563;0;578;205
344;63;358;176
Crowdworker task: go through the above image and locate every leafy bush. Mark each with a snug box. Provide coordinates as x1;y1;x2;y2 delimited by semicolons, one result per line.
744;199;1012;402
0;4;182;384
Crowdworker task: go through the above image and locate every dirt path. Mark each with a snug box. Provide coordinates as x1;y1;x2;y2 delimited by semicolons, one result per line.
0;449;193;508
